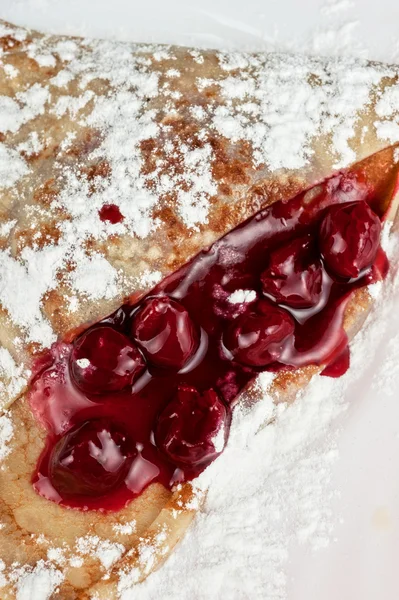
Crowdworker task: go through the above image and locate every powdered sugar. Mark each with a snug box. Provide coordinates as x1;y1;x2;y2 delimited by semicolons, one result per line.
9;562;63;600
0;246;63;346
118;528;170;592
71;252;120;301
0;143;28;188
0;413;13;462
0;34;164;348
228;289;257;304
75;536;125;570
214;53;395;171
17;132;44;157
0;84;49;134
177;144;217;229
374;83;399;143
113;521;137;535
0;348;28;411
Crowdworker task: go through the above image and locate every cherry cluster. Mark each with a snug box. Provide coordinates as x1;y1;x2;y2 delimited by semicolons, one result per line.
47;200;381;501
50;296;226;498
225;200;381;366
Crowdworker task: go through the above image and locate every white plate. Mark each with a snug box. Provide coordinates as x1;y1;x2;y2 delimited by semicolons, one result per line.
1;1;399;598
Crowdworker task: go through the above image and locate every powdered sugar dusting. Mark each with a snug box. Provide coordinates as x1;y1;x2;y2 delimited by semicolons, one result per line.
0;348;29;411
75;536;125;570
0;84;49;134
113;520;137;535
375;83;399;143
0;143;28;188
0;413;13;462
177;144;217;229
71;253;120;300
0;246;63;346
9;561;63;600
0;33;164;349
228;289;257;304
118;527;170;593
214;53;395;170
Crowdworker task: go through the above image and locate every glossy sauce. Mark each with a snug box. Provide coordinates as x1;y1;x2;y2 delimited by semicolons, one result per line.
30;169;388;511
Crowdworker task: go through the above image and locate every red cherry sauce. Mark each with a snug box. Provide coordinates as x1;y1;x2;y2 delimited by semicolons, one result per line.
321;345;350;378
30;169;390;511
99;203;124;224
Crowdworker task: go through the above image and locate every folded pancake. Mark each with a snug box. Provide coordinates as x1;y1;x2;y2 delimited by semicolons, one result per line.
0;18;399;599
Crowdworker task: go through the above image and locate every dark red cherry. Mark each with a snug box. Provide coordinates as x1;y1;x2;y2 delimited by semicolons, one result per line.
131;296;199;370
224;300;295;367
261;236;323;308
155;386;228;467
319;200;381;279
49;419;136;497
70;326;145;394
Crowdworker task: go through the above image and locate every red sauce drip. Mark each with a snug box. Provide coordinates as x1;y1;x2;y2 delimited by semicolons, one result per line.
29;170;389;511
321;345;350;378
99;204;124;224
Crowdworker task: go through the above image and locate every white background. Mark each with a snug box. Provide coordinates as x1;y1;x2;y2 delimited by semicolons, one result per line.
1;1;399;598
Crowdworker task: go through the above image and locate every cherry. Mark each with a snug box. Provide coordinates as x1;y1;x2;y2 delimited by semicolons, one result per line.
131;296;199;370
261;235;323;308
319;200;381;279
49;419;136;497
70;326;145;395
155;386;228;467
223;300;295;367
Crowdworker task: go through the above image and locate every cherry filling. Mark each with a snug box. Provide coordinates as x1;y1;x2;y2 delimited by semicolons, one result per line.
29;166;394;512
223;301;295;367
48;419;136;499
131;296;199;370
261;236;323;308
155;387;228;467
70;326;145;394
319;200;381;279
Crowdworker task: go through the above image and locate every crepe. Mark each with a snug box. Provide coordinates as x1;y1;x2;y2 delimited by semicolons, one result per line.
0;18;399;599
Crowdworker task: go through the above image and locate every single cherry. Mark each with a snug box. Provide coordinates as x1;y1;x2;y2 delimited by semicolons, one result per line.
70;326;145;395
155;386;228;467
223;300;295;367
131;296;199;370
48;419;136;497
261;235;323;308
319;200;381;279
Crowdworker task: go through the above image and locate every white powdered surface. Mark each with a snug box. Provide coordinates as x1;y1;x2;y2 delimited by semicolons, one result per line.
8;562;63;600
0;413;13;462
75;536;125;570
1;2;399;599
